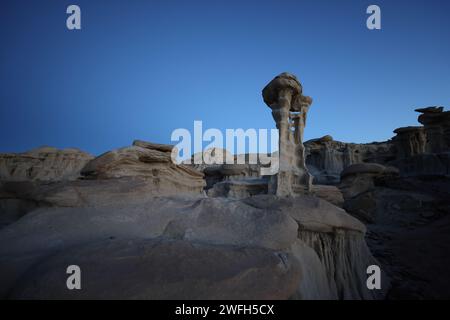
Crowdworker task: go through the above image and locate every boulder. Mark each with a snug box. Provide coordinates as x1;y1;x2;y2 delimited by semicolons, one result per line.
311;185;344;207
80;144;205;195
340;163;399;200
242;195;366;234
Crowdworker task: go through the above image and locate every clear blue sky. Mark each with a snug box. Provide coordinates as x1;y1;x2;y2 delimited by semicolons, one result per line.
1;0;449;155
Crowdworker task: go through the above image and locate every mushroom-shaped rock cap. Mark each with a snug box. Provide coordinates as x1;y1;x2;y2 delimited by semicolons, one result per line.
415;106;444;114
262;72;302;107
291;94;313;112
393;126;424;135
318;135;334;143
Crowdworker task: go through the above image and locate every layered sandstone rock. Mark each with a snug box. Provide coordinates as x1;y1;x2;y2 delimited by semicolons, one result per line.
0;147;93;182
0;147;94;228
80;142;205;196
0;141;205;227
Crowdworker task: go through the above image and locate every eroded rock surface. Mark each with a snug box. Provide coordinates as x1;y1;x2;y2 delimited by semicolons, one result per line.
7;239;302;300
338;162;450;298
305;136;395;185
0;194;384;300
0;141;205;228
0;147;93;182
0;147;94;228
263;73;313;196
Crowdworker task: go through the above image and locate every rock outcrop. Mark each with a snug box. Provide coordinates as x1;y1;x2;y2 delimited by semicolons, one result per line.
339;163;400;223
0;73;391;300
390;107;450;176
306;107;450;184
7;238;301;300
305;136;396;185
311;185;344;208
0;141;205;227
80;141;205;196
0;194;385;300
417;106;450;153
0;147;93;181
339;163;450;298
0;147;94;228
392;126;426;159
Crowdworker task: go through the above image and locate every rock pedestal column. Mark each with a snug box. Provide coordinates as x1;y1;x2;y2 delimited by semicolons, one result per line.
416;107;450;153
262;73;312;197
393;126;426;159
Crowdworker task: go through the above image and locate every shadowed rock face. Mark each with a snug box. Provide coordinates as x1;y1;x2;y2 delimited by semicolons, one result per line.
7;239;302;300
386;107;450;177
337;160;450;299
392;126;426;159
417;106;450;153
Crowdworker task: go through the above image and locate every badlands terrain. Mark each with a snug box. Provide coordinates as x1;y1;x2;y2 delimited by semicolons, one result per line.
0;74;449;299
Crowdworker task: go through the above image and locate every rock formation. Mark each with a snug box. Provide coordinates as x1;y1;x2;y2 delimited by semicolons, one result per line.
335;110;450;298
0;194;384;300
262;73;313;196
0;147;94;228
0;140;205;227
305;136;396;185
0;73;392;300
0;146;93;181
390;107;450;176
392;127;426;159
339;162;450;298
80;140;205;195
305;106;450;184
417;106;450;153
339;163;400;223
182;103;450;299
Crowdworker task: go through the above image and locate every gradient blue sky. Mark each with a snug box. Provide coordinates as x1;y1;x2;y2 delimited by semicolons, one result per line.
1;0;449;155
